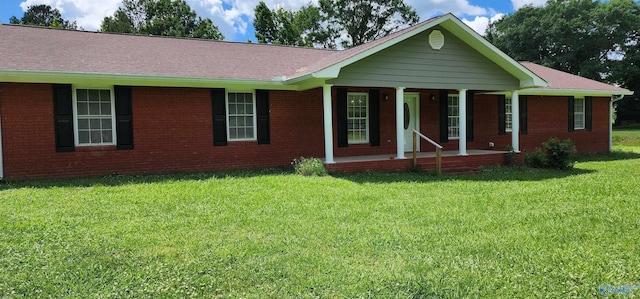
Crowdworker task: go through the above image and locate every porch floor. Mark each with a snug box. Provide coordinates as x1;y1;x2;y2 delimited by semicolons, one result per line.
324;150;510;173
327;150;508;163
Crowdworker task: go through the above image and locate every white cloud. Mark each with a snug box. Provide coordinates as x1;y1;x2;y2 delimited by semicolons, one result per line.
511;0;547;10
20;0;121;30
405;0;487;19
462;13;504;36
17;0;506;42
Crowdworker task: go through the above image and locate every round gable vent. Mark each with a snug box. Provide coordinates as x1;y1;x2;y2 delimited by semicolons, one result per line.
429;30;444;50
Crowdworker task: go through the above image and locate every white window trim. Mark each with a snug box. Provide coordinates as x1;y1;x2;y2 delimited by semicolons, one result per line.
72;86;117;147
347;92;369;144
505;97;513;133
448;94;460;140
226;91;257;142
574;97;585;130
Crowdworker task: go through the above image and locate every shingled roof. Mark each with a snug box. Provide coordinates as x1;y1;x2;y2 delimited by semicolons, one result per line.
0;15;632;96
520;62;632;96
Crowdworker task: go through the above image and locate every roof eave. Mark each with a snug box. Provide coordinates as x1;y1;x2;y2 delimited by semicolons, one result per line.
0;70;298;90
519;88;634;97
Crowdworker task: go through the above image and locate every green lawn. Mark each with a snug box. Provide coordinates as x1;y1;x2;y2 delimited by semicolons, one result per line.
1;134;640;297
613;124;640;147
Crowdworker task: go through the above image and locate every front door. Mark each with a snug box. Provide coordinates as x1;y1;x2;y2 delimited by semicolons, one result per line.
403;93;420;152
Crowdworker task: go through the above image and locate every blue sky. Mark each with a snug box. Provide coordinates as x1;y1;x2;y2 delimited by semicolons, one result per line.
0;0;547;42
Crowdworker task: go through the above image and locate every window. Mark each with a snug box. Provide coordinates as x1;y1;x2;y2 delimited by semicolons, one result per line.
448;94;459;139
505;97;513;132
74;88;116;146
227;92;256;140
347;92;368;143
574;97;585;129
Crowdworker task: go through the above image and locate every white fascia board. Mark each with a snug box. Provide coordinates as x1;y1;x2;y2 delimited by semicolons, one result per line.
0;70;299;91
519;88;634;97
440;18;548;89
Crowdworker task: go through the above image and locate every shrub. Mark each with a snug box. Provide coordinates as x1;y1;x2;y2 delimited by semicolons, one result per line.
542;138;576;170
291;157;327;176
524;138;576;170
524;149;547;168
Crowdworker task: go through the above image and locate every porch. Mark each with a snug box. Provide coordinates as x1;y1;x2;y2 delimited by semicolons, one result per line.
324;150;510;174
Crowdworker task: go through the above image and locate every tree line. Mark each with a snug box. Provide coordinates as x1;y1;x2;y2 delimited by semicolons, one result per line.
8;0;640;122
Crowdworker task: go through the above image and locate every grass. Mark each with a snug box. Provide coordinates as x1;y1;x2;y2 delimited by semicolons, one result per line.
613;124;640;147
1;131;640;298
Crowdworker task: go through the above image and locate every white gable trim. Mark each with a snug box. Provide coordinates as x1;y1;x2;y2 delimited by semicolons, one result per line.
294;13;548;89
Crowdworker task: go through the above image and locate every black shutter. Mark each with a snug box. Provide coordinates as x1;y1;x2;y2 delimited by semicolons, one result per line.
256;90;270;144
498;95;506;135
211;88;227;146
337;88;348;147
519;96;528;134
439;90;449;142
585;96;593;132
369;89;380;146
568;96;575;132
466;91;474;142
114;86;134;150
52;84;75;152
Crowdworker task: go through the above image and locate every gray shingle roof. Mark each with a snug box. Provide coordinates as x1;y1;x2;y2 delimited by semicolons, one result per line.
0;24;335;81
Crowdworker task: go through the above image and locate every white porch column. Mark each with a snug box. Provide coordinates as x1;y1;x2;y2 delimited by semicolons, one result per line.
322;84;335;164
458;89;468;156
396;87;406;159
511;90;520;153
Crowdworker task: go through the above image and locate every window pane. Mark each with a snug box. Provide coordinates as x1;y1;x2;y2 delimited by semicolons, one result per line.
89;103;100;115
100;90;110;101
78;131;90;144
88;90;100;101
347;93;368;143
77;102;88;115
91;131;102;143
101;103;111;115
90;119;101;129
102;130;113;143
78;119;89;130
77;89;88;102
227;93;254;140
102;119;112;129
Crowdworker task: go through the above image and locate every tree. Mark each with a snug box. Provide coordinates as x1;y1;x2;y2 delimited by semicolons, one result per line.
486;0;640;123
318;0;419;49
10;4;78;30
253;1;324;47
253;0;419;49
100;0;224;40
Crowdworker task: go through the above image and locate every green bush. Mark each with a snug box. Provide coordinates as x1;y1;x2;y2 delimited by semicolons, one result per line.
291;157;327;176
524;138;576;170
524;149;547;168
542;138;576;170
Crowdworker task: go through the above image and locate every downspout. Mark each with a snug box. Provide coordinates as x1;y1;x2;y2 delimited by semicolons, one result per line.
610;94;625;152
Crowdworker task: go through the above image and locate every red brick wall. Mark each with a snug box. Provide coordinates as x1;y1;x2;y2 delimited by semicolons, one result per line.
0;83;611;179
0;83;324;179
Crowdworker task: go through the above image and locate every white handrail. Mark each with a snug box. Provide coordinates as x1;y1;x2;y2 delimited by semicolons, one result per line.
412;129;443;149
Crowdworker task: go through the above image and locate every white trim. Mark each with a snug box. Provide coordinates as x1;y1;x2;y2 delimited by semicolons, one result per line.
505;97;513;133
574;97;586;130
511;90;520;153
396;87;406;159
226;91;257;142
458;89;468;156
346;92;370;144
519;89;634;97
322;84;334;163
404;92;421;152
447;94;460;139
72;86;117;147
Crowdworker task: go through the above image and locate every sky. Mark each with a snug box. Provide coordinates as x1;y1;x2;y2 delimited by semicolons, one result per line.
0;0;548;42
